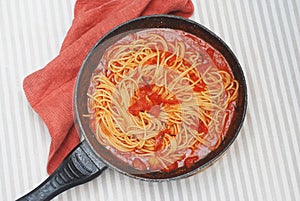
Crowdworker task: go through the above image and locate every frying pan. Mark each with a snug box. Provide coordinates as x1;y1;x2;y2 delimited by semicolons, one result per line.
17;15;247;201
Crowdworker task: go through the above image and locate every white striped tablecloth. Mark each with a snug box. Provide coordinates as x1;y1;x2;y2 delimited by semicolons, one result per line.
0;0;299;200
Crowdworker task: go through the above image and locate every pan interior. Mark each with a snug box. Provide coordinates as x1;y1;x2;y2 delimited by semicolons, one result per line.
74;15;247;181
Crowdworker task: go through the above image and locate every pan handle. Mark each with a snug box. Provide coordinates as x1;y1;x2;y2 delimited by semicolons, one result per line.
16;140;107;201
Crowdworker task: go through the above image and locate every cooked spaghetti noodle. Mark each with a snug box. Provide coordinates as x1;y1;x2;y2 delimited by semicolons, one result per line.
87;28;239;172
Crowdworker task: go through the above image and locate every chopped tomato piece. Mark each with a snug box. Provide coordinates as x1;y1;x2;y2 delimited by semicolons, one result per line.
162;162;178;172
148;92;160;105
184;156;199;169
128;99;152;116
154;130;165;151
198;121;208;133
193;81;206;92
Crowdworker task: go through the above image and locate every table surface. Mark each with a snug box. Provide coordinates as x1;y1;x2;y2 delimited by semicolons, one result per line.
0;0;299;200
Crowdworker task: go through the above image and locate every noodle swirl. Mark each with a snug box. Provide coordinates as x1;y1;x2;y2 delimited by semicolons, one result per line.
87;28;239;172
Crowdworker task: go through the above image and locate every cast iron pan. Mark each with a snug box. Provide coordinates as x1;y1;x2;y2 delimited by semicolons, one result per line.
17;15;247;201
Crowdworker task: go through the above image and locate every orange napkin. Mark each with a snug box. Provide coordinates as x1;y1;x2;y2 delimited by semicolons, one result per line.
23;0;194;174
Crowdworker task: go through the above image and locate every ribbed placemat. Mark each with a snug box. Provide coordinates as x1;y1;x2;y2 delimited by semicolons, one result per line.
0;0;299;200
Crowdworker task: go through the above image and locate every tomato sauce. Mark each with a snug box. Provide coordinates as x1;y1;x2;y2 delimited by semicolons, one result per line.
89;28;237;174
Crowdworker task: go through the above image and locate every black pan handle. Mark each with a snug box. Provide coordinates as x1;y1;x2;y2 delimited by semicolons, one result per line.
16;140;107;201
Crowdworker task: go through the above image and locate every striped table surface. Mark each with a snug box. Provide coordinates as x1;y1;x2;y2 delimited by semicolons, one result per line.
0;0;299;200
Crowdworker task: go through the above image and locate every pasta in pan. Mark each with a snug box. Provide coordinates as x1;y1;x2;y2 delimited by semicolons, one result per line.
87;28;238;172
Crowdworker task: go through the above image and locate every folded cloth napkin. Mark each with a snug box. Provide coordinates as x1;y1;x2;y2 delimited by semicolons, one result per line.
23;0;194;174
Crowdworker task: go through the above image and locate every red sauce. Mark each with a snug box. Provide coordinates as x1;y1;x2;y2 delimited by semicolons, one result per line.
89;28;237;174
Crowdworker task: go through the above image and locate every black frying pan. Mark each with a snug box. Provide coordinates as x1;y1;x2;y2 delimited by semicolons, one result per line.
17;15;247;201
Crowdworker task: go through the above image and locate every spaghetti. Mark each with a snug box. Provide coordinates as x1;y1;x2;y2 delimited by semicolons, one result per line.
87;28;239;172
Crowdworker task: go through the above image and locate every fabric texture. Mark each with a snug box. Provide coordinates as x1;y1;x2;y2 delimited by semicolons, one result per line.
23;0;194;174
